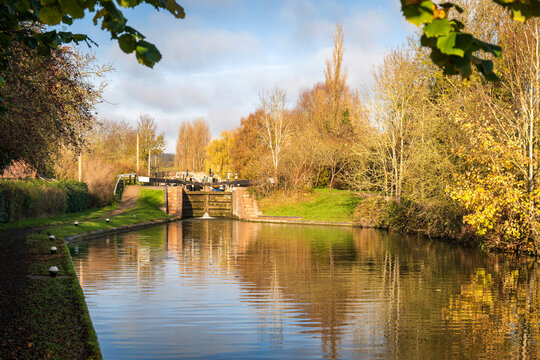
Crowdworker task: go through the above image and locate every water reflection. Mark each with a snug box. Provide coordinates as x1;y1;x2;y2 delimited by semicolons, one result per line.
71;220;540;359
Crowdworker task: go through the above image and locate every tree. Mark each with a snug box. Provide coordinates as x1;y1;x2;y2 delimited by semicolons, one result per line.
174;117;210;171
257;87;290;180
0;45;108;174
230;110;267;180
295;24;363;188
137;114;166;170
399;0;539;81
205;131;233;176
448;13;540;253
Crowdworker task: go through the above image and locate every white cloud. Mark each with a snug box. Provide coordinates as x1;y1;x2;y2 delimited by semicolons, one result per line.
92;0;414;153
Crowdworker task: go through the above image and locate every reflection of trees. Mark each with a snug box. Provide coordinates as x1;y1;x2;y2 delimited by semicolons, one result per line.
233;225;356;359
443;267;540;358
74;220;540;359
72;226;168;296
352;230;540;359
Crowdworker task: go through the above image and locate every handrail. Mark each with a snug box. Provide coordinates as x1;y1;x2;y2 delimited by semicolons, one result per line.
113;173;138;195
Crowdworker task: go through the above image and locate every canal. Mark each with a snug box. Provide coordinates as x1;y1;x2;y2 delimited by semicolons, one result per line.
69;219;540;359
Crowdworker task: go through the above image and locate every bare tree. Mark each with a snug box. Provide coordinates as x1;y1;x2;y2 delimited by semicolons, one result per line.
175;117;211;171
258;87;290;180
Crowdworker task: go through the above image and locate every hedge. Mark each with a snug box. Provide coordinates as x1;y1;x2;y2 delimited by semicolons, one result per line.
0;179;89;223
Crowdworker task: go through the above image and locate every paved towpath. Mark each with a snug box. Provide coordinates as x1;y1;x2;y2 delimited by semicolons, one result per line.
110;185;140;216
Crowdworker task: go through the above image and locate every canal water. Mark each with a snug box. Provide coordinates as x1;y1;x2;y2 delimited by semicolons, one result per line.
69;219;540;359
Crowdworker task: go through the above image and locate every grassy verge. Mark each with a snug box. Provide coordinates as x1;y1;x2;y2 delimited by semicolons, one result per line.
0;204;117;231
13;188;167;359
258;188;362;222
46;189;168;239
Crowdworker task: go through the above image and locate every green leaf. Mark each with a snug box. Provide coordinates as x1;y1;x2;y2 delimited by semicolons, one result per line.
476;59;499;82
39;5;63;25
492;0;540;21
437;33;464;57
423;18;452;37
440;2;463;13
58;0;85;19
135;40;162;67
118;33;136;53
118;0;141;8
401;1;435;26
62;15;74;25
0;34;12;48
453;53;472;77
510;8;526;21
124;26;144;39
165;0;185;19
0;76;5;88
23;37;38;48
472;39;502;58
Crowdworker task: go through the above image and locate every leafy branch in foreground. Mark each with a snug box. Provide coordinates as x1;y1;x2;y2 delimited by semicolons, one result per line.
0;0;185;103
400;0;539;81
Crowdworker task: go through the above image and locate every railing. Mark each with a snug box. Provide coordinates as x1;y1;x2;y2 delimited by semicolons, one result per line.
141;177;250;188
113;173;250;196
113;173;138;195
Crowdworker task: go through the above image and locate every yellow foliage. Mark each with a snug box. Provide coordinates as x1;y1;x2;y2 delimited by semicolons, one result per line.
448;117;539;252
205;130;233;177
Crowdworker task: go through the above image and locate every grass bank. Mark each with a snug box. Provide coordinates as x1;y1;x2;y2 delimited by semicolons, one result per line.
1;188;167;359
258;188;362;222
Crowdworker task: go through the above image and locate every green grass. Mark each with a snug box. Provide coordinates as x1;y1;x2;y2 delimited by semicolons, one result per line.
47;188;167;239
18;235;102;359
12;188;168;359
0;204;117;231
259;188;361;222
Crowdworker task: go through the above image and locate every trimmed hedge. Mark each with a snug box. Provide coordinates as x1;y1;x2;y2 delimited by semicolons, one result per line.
0;179;89;223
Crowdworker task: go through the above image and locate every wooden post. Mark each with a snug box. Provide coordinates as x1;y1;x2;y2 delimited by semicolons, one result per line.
148;149;151;177
136;133;139;173
78;154;82;182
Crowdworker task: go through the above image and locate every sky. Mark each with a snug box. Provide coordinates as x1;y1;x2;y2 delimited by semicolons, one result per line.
67;0;416;152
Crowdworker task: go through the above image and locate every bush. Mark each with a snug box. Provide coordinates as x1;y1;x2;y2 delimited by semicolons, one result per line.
82;158;118;207
0;179;89;223
55;180;88;213
352;194;389;228
353;194;472;241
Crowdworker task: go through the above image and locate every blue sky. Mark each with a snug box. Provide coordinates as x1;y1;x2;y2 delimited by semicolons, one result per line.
67;0;415;152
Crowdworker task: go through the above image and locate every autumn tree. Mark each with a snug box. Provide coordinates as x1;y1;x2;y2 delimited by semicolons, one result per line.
448;8;540;252
295;24;364;188
175;117;211;171
137;114;166;172
230;110;268;180
205;130;233;176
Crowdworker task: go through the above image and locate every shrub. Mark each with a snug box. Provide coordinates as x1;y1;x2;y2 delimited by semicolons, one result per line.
82;158;118;207
56;181;88;213
0;179;89;223
353;194;472;241
352;194;389;228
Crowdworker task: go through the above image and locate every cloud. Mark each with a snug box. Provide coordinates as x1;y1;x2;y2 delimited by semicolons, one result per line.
92;0;414;153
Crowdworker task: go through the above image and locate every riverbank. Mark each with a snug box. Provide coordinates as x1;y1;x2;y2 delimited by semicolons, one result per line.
257;189;480;246
258;188;362;222
0;188;169;359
